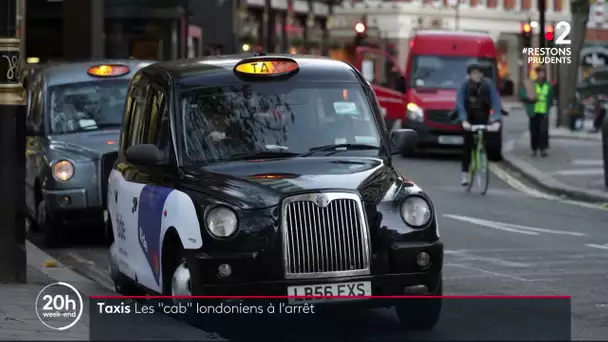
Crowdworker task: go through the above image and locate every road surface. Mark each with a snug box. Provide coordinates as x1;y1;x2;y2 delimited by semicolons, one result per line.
29;111;608;340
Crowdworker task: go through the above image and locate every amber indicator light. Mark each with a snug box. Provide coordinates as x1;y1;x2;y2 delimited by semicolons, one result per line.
88;64;130;77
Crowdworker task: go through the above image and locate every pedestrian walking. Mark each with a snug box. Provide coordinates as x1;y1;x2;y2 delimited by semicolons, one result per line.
520;66;554;157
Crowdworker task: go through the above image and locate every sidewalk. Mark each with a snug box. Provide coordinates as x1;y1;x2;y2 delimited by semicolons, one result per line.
502;128;608;203
500;96;523;111
0;241;215;341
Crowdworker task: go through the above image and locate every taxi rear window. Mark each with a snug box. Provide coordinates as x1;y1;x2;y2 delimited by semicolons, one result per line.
49;80;129;135
179;82;381;164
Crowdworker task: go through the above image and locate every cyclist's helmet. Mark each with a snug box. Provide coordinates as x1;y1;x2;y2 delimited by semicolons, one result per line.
466;62;483;74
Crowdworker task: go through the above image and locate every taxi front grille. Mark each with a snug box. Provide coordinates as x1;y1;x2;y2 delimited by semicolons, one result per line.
281;193;371;279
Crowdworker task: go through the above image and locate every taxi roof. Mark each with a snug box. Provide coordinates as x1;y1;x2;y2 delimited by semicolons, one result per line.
144;54;361;88
40;59;155;87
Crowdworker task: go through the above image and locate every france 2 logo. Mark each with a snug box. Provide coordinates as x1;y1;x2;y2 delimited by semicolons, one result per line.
553;21;571;45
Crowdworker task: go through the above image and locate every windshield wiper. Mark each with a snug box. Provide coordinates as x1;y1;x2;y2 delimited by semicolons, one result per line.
228;151;300;161
301;143;379;157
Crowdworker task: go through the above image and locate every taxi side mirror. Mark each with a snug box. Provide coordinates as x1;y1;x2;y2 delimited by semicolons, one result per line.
390;129;418;155
125;144;165;167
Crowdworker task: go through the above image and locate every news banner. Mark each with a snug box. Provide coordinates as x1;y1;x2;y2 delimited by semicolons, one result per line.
29;281;575;341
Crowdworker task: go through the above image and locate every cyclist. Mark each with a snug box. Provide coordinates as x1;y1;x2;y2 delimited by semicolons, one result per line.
456;62;503;185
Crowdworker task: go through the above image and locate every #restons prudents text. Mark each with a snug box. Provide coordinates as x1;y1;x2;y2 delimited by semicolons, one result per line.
95;301;316;316
523;47;572;64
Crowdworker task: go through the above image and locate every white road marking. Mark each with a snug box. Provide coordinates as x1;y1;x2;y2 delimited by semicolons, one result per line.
586;243;608;250
443;214;538;235
443;214;585;236
572;159;603;166
551;168;604;176
446;263;531;282
436;186;529;197
489;162;607;210
489;163;554;200
445;250;530;267
484;220;586;236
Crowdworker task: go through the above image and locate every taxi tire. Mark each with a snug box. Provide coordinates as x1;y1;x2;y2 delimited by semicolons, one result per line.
162;239;188;296
114;274;145;296
395;279;442;330
38;200;63;248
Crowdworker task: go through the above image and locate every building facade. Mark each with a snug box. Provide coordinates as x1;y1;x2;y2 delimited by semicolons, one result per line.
25;0;202;63
331;0;575;91
190;0;336;55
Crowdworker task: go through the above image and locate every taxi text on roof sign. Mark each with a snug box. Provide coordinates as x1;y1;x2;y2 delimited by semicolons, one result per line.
88;64;130;77
234;59;299;76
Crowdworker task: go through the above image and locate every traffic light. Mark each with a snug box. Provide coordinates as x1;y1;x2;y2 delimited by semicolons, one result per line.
521;22;532;48
354;21;367;46
545;24;555;47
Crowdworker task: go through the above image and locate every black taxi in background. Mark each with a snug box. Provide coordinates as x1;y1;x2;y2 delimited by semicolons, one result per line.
25;60;154;246
106;54;444;330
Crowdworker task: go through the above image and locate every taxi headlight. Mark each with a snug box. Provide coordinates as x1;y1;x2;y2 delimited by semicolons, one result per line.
406;103;424;122
400;196;432;227
205;206;238;238
52;160;74;181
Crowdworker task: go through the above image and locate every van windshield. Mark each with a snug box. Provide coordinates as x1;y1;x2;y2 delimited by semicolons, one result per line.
179;82;382;164
411;56;497;89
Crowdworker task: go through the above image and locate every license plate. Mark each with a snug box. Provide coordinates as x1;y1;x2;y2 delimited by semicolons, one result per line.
438;135;464;145
287;281;372;304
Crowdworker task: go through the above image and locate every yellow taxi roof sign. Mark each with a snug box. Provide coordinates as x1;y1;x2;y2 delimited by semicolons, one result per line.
234;58;299;76
88;64;130;77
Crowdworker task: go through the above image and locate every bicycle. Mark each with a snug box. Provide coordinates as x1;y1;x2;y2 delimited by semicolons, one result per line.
465;124;499;195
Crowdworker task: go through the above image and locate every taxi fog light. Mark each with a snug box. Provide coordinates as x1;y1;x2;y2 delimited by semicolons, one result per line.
52;160;75;181
218;264;232;278
59;196;71;206
416;252;431;267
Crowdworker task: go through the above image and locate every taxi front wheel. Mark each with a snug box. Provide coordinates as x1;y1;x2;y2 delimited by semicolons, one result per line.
394;279;442;330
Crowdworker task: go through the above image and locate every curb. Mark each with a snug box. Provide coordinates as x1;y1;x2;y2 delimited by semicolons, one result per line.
26;240;115;296
520;130;602;142
549;133;602;142
501;153;608;204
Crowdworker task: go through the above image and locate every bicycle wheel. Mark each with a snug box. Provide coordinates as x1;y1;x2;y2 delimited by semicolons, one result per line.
474;149;490;195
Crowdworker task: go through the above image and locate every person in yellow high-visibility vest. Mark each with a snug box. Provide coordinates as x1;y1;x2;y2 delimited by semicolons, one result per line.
520;66;554;157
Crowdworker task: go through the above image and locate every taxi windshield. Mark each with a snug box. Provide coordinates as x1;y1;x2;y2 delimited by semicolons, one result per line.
180;82;382;164
49;79;129;135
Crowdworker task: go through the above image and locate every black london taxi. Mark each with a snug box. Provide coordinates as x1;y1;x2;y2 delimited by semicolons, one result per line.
25;60;154;246
106;54;443;330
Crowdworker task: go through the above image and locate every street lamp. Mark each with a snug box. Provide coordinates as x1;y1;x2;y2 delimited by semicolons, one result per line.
447;0;461;30
0;0;27;283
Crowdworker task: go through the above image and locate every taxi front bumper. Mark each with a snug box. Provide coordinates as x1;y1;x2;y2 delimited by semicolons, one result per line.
187;241;443;302
43;188;92;211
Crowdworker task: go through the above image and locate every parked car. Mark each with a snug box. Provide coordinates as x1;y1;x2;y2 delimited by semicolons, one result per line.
25;59;154;246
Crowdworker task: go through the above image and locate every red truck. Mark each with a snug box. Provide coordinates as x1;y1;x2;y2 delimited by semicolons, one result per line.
348;30;502;160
